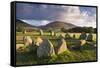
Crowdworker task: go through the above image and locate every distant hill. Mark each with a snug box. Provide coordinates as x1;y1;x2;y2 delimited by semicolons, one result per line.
16;19;77;32
16;19;35;27
40;21;76;31
16;19;39;32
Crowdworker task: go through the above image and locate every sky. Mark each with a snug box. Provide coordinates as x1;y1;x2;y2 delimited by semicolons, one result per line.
16;3;97;28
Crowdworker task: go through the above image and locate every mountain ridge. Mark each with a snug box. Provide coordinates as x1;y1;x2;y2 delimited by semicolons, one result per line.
39;21;76;31
16;19;77;31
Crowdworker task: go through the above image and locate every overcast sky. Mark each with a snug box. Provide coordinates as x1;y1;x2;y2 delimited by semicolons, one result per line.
16;3;97;28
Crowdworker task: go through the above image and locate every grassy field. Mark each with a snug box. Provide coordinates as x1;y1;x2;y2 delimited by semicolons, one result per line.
16;32;96;43
16;45;97;65
16;32;97;65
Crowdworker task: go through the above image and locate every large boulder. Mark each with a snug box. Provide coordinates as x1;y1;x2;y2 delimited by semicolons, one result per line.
36;37;55;58
23;36;32;46
16;44;25;50
56;38;70;54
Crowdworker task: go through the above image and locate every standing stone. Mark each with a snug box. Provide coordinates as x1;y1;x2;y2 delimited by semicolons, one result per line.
36;37;55;58
35;37;43;46
51;31;55;36
65;33;71;39
73;34;76;39
80;40;86;46
87;33;93;42
58;34;64;39
23;36;32;46
23;29;26;34
79;32;87;46
94;44;96;47
79;32;87;40
56;38;70;54
39;29;43;36
22;27;26;34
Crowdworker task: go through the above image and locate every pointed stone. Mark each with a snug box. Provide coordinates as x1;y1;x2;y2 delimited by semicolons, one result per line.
56;38;70;54
36;37;55;57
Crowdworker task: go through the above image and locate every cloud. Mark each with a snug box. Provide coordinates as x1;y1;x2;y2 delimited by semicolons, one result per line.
22;19;50;26
56;6;96;28
16;3;96;27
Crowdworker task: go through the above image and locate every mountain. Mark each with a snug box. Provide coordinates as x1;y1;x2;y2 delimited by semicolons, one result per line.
16;19;77;32
16;19;35;27
16;19;39;31
40;21;76;31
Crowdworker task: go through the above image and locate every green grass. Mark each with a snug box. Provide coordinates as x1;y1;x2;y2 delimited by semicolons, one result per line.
16;32;97;65
16;44;97;65
16;32;96;42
